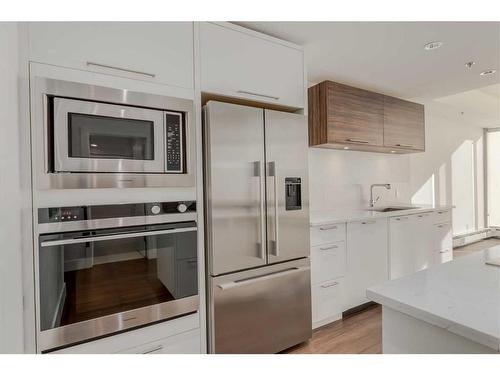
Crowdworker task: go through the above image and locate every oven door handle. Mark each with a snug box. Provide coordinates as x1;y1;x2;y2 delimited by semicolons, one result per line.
40;227;197;247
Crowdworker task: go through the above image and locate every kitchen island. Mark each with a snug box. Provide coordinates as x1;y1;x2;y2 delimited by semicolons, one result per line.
367;246;500;353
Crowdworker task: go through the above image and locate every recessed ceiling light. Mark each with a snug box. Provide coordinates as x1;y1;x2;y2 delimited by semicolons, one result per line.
343;146;349;150
465;61;475;69
424;41;443;51
480;69;497;76
390;150;396;153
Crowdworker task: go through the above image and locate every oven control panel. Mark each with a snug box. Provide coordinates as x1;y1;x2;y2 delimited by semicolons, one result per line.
38;201;196;223
165;112;183;173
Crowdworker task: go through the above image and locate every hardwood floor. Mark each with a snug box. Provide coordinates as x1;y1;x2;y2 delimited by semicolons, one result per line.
285;304;382;354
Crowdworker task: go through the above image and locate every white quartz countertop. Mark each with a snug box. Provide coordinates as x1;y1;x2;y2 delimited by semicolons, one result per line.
367;247;500;351
310;204;453;227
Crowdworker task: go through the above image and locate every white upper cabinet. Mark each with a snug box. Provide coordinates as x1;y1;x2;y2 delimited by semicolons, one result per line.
199;22;305;109
28;22;194;89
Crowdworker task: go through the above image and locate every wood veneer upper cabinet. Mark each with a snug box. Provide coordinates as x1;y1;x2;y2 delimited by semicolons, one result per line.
309;81;385;147
383;96;425;151
308;80;425;153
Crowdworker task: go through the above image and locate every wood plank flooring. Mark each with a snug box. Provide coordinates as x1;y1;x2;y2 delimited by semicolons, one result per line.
285;305;382;354
285;239;497;354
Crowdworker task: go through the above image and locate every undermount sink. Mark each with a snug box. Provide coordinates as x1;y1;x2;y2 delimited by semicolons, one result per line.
366;206;419;213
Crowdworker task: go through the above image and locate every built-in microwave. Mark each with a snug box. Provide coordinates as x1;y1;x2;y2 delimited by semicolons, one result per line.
31;77;195;189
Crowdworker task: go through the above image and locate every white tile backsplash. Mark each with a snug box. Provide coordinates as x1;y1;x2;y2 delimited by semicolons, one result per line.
308;148;411;211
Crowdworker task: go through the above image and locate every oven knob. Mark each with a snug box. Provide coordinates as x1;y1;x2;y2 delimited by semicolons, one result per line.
150;205;161;215
177;203;188;213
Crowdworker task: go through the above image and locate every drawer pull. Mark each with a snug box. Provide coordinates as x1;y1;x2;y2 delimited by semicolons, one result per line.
319;225;338;231
346;138;369;144
237;90;279;101
142;345;163;354
86;61;156;78
320;245;338;251
361;220;376;225
439;249;450;254
395;143;414;148
321;281;339;288
395;217;409;221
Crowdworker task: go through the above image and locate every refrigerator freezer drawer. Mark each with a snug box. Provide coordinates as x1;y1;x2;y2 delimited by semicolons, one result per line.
209;258;312;353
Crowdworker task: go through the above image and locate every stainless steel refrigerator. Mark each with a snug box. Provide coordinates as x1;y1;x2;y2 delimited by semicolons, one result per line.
203;101;311;354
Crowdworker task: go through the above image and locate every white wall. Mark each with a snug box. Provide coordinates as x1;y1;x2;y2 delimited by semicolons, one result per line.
409;102;485;236
308;147;411;211
0;22;25;353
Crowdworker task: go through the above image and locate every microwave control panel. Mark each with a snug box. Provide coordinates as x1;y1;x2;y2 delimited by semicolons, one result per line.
165;112;183;173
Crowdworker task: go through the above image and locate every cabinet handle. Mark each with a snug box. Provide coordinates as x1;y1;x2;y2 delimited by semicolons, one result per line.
395;217;409;221
361;220;376;225
321;281;339;288
345;138;369;144
319;225;338;231
439;249;450;254
86;61;156;78
320;245;338;251
237;90;279;101
142;345;163;354
437;211;448;214
395;143;414;148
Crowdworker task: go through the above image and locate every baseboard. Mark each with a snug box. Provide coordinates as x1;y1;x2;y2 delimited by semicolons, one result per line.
453;228;495;248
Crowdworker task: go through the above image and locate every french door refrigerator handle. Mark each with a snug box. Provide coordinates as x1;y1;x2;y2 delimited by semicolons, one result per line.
40;227;197;247
268;161;279;256
217;266;309;290
256;160;266;260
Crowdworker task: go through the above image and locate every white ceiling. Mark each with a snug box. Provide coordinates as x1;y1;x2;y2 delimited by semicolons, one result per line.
237;22;500;124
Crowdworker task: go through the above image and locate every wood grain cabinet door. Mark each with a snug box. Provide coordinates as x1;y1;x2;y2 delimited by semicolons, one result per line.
383;96;425;151
327;82;385;146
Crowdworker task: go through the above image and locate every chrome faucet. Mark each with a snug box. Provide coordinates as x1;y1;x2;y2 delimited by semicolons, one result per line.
370;184;392;207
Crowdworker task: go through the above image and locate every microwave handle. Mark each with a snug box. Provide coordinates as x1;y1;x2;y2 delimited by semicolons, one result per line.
40;227;197;248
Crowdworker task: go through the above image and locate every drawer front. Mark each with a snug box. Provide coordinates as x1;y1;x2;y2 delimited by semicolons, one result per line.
311;223;346;246
434;248;453;264
312;278;346;324
311;241;346;284
434;209;452;224
119;329;201;354
433;222;453;251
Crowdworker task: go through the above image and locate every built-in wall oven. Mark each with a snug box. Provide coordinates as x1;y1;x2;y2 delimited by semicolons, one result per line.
31;77;195;189
35;201;198;352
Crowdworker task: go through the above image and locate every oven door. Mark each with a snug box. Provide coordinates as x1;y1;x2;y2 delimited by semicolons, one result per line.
37;222;198;352
53;97;165;173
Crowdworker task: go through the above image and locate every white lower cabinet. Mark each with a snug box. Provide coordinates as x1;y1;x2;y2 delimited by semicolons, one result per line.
51;313;201;354
346;219;388;308
311;277;346;327
118;329;201;354
311;241;346;284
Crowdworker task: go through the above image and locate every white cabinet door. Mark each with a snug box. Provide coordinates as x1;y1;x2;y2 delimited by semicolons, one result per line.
433;222;453;252
389;216;415;280
413;213;434;272
311;277;346;326
389;213;435;280
311;241;346;285
346;219;388;308
199;22;305;108
28;22;194;89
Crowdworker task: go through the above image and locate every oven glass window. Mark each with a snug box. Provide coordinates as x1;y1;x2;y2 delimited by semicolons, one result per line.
68;113;155;160
38;223;197;331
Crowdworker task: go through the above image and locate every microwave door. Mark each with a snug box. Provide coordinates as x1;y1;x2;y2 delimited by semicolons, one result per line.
203;102;266;275
53;97;165;173
265;110;310;264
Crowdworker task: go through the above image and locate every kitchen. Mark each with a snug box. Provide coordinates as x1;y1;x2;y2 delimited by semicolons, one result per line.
1;2;500;369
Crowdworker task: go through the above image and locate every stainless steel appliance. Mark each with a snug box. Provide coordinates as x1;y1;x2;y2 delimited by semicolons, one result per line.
31;77;195;188
203;101;311;353
35;201;198;352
